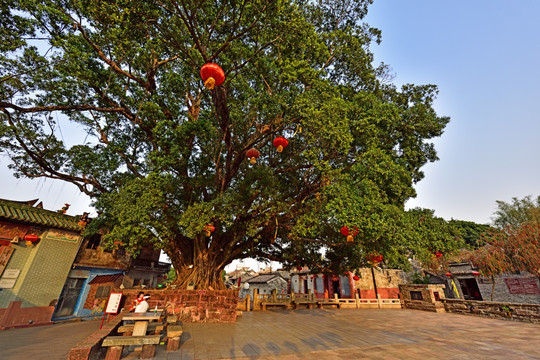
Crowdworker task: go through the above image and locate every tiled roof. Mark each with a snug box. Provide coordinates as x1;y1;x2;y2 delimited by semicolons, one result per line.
0;199;81;231
246;274;283;284
88;273;123;284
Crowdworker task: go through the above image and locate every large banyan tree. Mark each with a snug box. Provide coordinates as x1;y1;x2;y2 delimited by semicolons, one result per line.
1;0;451;289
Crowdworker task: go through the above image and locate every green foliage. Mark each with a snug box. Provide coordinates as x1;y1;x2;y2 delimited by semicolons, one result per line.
449;219;492;248
411;272;430;284
0;0;450;285
492;195;540;230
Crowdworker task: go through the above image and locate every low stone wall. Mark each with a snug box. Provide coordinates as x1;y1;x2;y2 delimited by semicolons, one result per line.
121;289;238;323
67;312;125;360
399;284;446;312
442;299;540;323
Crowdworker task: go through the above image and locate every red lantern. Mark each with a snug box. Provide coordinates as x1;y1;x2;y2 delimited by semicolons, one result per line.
204;224;215;237
353;275;360;281
340;226;358;242
246;148;261;164
435;251;443;258
367;253;383;266
472;271;480;277
273;137;289;153
296;266;303;271
445;272;452;277
24;234;39;246
200;63;225;90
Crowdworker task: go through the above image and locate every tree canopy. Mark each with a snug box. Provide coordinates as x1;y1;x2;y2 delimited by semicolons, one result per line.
1;0;450;288
492;195;540;230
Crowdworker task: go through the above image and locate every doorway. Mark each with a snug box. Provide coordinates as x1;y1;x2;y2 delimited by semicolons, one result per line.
332;280;341;298
459;278;482;300
53;277;85;318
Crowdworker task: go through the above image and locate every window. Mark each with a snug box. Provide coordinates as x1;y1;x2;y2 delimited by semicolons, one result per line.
410;291;423;300
433;292;440;301
95;285;111;298
86;234;101;249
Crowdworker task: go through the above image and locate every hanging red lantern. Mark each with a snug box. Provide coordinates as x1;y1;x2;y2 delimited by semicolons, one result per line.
367;252;383;266
24;234;39;246
200;63;225;90
273;136;289;153
435;251;443;258
246;148;261;164
204;224;215;237
353;275;360;281
472;271;480;277
445;272;452;277
340;226;359;242
296;266;303;271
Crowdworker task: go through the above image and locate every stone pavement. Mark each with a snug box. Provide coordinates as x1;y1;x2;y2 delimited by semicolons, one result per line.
0;318;101;360
146;308;540;360
1;309;540;360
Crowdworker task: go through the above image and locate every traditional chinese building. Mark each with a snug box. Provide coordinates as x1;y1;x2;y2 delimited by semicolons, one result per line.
0;199;84;329
290;267;406;299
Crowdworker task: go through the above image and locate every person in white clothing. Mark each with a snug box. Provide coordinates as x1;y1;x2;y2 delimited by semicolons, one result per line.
134;294;150;313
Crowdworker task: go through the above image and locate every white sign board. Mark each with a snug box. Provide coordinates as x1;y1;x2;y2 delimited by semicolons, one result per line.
0;278;16;289
2;269;20;279
105;292;123;314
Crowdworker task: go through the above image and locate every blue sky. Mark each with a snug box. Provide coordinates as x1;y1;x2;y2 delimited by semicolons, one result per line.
365;0;540;224
1;1;539;227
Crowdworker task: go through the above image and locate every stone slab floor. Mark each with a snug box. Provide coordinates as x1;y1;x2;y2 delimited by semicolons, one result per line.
1;309;539;359
146;308;539;360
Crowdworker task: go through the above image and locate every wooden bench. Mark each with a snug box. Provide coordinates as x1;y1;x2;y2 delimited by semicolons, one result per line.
317;301;342;309
102;335;161;360
261;302;288;311
293;300;317;310
166;324;183;352
117;322;164;336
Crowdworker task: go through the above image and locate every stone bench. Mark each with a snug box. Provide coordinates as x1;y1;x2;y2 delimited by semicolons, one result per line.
292;300;317;310
261;302;288;311
117;322;164;336
166;324;183;352
102;335;161;359
317;301;342;309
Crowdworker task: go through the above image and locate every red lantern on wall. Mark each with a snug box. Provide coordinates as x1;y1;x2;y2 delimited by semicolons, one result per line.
24;234;39;246
246;148;261;164
353;275;360;281
204;224;215;237
367;252;383;266
340;226;358;242
200;63;225;90
273;137;288;153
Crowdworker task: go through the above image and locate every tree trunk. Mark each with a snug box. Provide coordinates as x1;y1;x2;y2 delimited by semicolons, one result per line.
169;244;227;290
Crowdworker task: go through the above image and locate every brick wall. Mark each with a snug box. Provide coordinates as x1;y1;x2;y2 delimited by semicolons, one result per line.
14;230;81;307
443;298;540;323
476;274;540;304
354;268;406;299
399;284;446;312
121;289;238;323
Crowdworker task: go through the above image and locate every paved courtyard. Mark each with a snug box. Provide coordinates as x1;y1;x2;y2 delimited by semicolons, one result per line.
0;308;539;359
148;308;540;360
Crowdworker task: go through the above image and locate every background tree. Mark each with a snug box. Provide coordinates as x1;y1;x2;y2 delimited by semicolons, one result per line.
468;196;540;299
1;0;449;288
492;195;540;230
448;219;492;248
